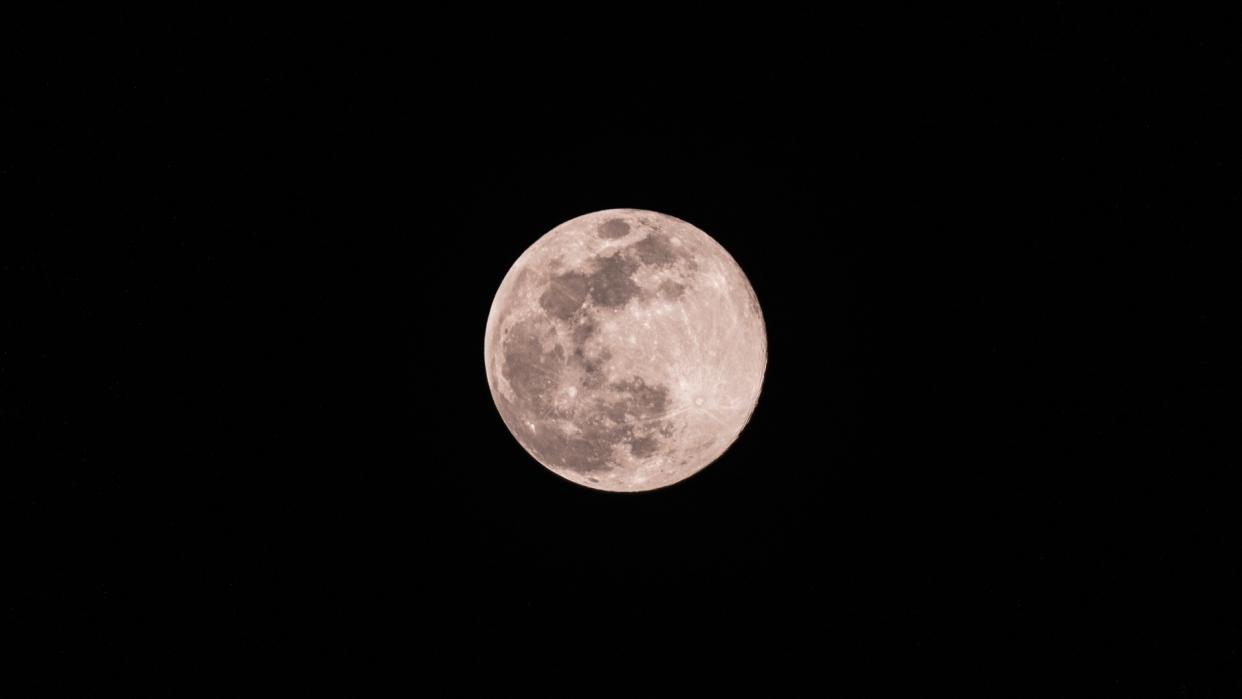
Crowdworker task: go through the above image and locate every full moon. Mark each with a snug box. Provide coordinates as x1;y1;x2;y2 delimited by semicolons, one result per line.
483;209;767;492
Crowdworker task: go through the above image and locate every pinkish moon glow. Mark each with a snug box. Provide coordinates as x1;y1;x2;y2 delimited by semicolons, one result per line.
483;209;766;492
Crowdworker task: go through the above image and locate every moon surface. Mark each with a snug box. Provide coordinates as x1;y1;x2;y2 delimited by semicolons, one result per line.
483;209;766;492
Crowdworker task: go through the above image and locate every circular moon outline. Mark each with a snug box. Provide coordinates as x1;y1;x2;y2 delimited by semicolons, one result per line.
484;208;766;492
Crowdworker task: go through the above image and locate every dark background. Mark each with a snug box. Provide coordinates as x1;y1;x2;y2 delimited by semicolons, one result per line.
7;9;1239;693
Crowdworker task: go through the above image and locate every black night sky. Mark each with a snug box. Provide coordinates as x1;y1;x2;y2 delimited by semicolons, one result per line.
8;9;1239;694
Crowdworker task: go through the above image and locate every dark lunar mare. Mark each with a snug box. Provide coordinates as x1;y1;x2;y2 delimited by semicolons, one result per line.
587;253;641;308
496;230;700;478
500;311;675;475
500;318;562;415
538;271;588;320
499;316;619;474
597;218;631;239
630;232;681;267
658;280;686;300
